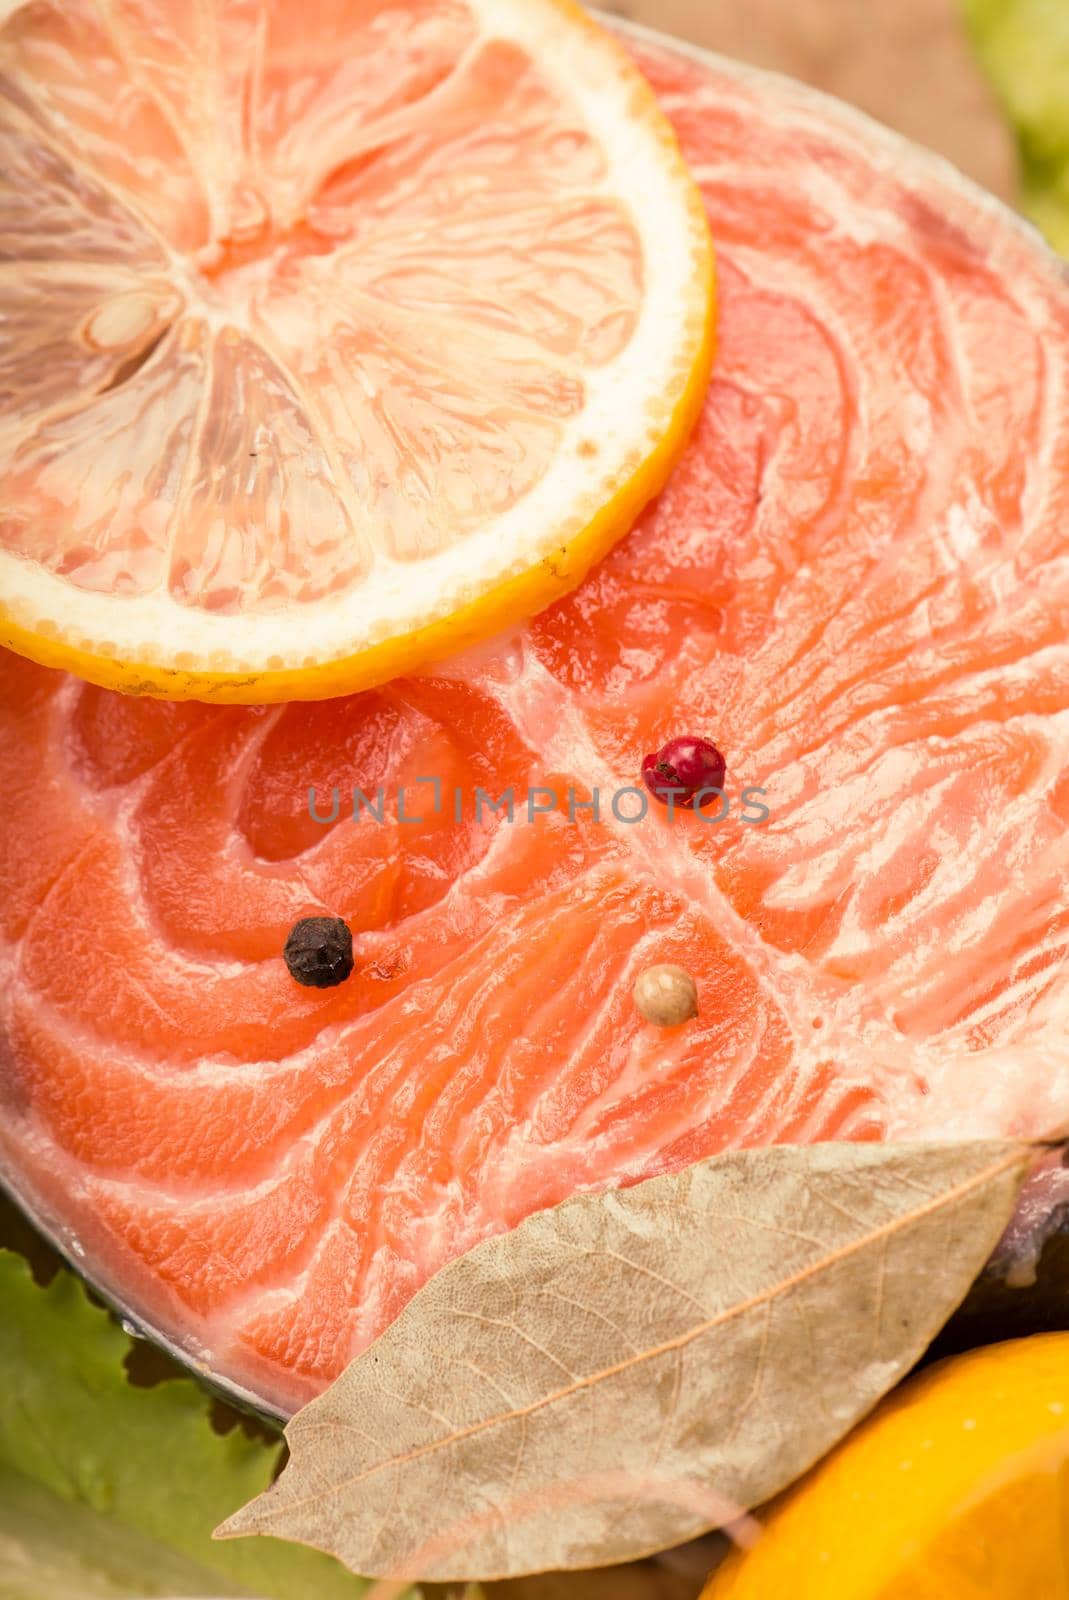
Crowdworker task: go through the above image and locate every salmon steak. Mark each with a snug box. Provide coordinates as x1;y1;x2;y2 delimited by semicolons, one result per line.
4;18;1069;1417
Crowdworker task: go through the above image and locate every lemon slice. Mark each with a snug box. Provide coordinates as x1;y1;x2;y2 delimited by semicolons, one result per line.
705;1334;1069;1600
0;0;714;701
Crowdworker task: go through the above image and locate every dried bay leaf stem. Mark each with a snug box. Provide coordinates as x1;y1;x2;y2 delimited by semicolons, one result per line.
217;1139;1030;1581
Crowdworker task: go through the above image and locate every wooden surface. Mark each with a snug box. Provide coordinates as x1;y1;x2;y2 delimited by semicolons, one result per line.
607;0;1017;202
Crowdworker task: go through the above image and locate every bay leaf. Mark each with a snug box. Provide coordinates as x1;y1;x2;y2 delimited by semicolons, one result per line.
217;1140;1029;1581
483;1547;714;1600
432;1535;720;1599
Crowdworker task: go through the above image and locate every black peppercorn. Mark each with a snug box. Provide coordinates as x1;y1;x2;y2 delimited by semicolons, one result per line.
283;916;354;988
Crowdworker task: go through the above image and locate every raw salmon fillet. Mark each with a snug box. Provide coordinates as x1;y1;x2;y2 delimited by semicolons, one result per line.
4;31;1069;1415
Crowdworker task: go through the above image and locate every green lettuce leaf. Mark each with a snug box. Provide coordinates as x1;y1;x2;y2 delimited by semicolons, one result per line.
965;0;1069;252
0;1249;403;1599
